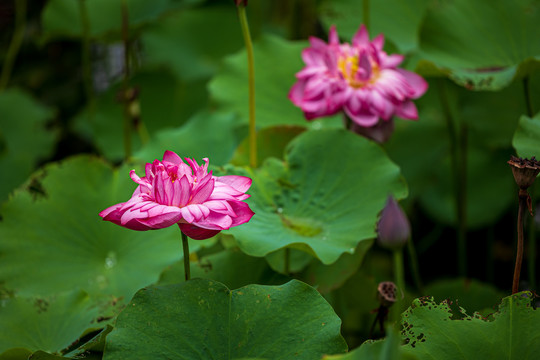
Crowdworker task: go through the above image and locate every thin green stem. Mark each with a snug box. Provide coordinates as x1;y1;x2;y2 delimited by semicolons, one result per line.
457;123;468;277
121;0;132;160
523;76;534;118
284;248;290;275
363;0;370;30
528;204;536;291
79;0;94;106
406;237;424;295
237;5;257;168
513;192;527;294
181;231;191;282
0;0;27;91
437;79;467;277
523;76;536;291
392;249;405;323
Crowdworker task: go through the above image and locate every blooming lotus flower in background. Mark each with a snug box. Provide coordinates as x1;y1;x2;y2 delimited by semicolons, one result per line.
99;151;254;240
289;25;428;141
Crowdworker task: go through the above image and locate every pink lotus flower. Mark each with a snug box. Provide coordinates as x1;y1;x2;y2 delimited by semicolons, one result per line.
289;25;428;130
99;151;254;240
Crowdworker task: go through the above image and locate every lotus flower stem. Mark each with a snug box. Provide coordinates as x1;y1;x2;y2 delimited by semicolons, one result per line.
392;249;405;322
508;156;540;293
437;79;467;277
406;236;424;295
522;78;536;291
120;0;132;159
528;206;536;291
237;3;257;168
513;193;527;294
0;0;26;91
181;231;191;281
284;248;290;275
78;0;94;109
523;76;534;118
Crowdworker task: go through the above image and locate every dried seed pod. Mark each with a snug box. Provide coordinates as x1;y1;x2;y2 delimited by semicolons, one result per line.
508;155;540;190
377;281;397;308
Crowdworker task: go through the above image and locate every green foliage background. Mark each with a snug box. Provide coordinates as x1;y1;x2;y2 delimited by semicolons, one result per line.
1;0;540;358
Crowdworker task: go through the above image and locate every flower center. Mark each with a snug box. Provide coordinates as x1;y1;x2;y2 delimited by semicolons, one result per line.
337;54;380;89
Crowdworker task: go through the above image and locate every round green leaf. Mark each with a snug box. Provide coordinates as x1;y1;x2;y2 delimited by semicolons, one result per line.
401;292;540;359
0;348;32;360
104;279;347;359
418;0;540;90
512;112;540;158
319;0;430;53
208;34;343;129
0;155;194;302
228;129;408;264
0;291;98;355
0;89;56;203
324;330;414;360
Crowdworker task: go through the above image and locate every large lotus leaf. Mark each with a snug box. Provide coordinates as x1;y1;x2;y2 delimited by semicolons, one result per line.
401;292;540;359
0;349;32;360
0;290;98;355
74;69;206;162
227;129;407;264
41;0;202;41
385;79;518;228
133;110;241;166
418;0;540;90
319;0;429;53
142;5;244;81
103;279;348;359
512;113;540;158
324;330;415;360
0;89;56;204
0;155;203;302
208;34;343;129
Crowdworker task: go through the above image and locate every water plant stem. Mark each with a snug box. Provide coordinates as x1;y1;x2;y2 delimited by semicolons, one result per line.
79;0;94;107
406;237;424;295
392;249;405;322
523;77;536;291
121;0;132;160
284;248;291;275
182;231;191;281
513;191;527;294
363;0;370;30
0;0;26;91
437;79;467;277
457;123;468;277
528;197;536;291
237;4;257;168
523;76;534;118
